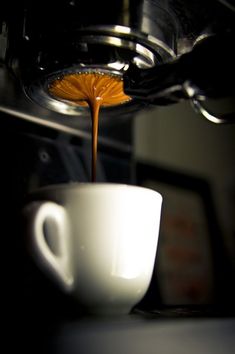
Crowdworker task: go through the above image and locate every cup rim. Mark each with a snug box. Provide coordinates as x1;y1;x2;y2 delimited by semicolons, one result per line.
30;182;163;200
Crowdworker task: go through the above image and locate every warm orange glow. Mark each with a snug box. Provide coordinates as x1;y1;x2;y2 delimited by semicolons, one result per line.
49;72;131;182
49;72;130;107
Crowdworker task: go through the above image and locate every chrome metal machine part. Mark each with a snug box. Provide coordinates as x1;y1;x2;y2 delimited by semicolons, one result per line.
1;0;234;127
123;1;235;124
0;0;177;119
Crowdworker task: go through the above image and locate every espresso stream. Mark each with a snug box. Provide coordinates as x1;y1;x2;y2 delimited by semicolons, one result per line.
49;72;131;181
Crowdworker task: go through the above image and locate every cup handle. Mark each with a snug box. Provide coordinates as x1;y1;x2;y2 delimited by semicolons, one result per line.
23;201;74;292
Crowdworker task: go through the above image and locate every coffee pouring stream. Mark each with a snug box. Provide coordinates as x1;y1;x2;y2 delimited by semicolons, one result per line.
49;72;131;182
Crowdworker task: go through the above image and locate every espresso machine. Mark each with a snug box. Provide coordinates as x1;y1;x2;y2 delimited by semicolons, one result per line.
1;0;235;123
1;0;234;194
1;1;235;353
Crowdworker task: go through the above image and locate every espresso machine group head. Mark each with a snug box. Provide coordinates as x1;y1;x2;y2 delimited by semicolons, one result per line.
1;0;235;123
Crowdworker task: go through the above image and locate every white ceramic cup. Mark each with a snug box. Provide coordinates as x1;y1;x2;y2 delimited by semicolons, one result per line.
23;183;162;315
